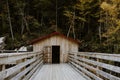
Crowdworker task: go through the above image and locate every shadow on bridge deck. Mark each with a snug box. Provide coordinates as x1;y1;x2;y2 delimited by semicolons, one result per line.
32;64;87;80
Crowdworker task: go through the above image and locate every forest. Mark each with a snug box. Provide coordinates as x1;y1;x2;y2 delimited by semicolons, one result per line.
0;0;120;53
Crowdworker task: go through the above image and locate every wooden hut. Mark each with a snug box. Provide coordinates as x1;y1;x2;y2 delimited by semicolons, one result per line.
30;32;80;63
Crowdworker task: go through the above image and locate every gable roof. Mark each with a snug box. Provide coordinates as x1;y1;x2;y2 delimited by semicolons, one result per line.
30;32;80;44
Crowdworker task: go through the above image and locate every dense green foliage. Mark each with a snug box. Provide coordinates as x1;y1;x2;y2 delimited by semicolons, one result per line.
0;0;120;53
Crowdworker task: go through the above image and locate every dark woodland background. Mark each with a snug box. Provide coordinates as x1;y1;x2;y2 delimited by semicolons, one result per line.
0;0;120;53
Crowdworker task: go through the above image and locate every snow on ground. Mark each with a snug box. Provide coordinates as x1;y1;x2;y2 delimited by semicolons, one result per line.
0;37;5;44
18;46;27;51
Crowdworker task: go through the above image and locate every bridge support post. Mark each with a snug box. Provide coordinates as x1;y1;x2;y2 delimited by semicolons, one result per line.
74;53;77;62
96;58;100;77
2;65;5;71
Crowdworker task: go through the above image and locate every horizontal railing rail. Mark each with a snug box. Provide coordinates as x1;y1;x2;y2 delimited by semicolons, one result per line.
0;50;28;53
0;51;43;80
68;52;120;80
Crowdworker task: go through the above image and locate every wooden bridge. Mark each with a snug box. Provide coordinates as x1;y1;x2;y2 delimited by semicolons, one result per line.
0;51;120;80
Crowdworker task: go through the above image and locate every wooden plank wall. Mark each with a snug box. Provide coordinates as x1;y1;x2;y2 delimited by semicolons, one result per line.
0;51;43;80
43;46;52;63
68;52;120;80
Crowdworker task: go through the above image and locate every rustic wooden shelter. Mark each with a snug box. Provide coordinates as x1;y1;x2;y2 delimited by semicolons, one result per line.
30;32;80;63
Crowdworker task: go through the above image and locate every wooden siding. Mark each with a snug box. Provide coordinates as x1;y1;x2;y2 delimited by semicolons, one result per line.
33;35;79;63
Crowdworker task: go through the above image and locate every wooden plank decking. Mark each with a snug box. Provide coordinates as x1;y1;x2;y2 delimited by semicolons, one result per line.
33;64;87;80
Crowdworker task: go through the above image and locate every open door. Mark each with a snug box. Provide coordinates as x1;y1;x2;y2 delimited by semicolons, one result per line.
52;46;60;64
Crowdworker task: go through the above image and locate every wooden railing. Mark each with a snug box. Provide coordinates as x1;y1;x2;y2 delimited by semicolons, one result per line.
68;52;120;80
0;51;43;80
0;50;25;53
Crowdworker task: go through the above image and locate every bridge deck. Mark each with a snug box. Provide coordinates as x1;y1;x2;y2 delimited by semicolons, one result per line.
33;64;86;80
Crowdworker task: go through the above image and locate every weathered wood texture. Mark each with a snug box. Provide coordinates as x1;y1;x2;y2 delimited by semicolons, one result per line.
33;64;87;80
43;46;52;63
0;51;43;80
33;35;79;63
68;52;120;80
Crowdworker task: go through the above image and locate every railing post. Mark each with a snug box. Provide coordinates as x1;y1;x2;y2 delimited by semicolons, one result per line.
96;58;100;77
75;52;79;68
74;52;77;62
21;58;26;71
2;65;5;71
68;51;70;64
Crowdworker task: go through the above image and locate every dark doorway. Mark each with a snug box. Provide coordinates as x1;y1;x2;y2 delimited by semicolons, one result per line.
52;46;60;64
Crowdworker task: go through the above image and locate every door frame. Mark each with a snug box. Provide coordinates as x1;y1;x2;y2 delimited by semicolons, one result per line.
52;45;60;64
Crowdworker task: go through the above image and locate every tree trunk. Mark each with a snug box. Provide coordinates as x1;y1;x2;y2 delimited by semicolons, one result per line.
7;0;14;40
